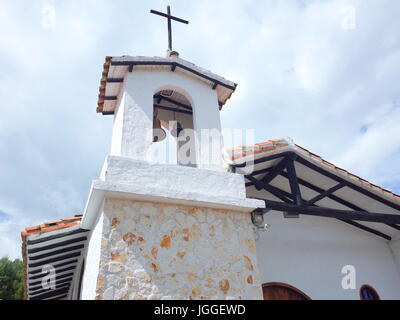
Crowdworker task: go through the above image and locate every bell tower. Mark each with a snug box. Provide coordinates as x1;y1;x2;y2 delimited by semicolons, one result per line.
100;53;236;171
80;7;264;300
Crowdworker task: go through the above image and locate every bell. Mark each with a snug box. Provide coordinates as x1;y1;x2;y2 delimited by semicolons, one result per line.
153;118;166;142
170;121;183;138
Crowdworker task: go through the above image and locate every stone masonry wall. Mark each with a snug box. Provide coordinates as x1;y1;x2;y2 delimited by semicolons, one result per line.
95;198;263;300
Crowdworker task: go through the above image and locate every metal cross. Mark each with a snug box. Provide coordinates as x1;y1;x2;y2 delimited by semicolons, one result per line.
150;5;189;51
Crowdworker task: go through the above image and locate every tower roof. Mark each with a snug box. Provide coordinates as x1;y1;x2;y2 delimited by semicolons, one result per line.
97;55;237;115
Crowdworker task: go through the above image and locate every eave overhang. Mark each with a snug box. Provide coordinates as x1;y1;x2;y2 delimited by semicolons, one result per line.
226;139;400;241
21;217;89;300
96;55;237;115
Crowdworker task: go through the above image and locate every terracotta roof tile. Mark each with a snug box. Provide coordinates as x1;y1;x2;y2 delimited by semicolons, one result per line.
228;139;289;161
21;216;82;238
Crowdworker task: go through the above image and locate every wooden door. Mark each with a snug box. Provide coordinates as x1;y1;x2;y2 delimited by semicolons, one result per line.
262;282;311;300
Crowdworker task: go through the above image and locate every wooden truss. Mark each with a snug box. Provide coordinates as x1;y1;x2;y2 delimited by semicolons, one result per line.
231;152;400;241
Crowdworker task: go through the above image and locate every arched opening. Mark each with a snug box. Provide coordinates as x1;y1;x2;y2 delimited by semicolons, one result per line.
360;284;380;300
152;88;196;167
262;282;311;300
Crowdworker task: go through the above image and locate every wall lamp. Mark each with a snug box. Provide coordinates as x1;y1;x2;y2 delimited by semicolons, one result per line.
251;208;265;227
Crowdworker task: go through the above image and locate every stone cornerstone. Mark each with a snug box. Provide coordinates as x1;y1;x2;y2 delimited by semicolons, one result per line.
95;198;262;300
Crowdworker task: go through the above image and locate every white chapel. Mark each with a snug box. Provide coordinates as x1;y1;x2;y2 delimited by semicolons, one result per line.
21;7;400;300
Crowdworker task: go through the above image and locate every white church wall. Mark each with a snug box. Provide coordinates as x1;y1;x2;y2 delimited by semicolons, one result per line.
389;238;400;275
255;212;400;300
119;69;223;171
81;212;104;300
93;198;263;300
110;90;126;156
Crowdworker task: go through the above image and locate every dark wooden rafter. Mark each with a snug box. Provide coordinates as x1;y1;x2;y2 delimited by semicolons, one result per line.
111;60;237;91
305;182;347;205
154;104;192;115
29;259;78;275
232;151;293;171
29;287;70;300
28;236;87;254
27;229;89;245
106;78;124;83
29;273;74;290
241;152;400;240
29;283;71;297
154;94;192;111
341;220;391;241
28;252;81;268
246;175;293;203
295;155;400;212
29;265;76;280
28;244;85;261
262;200;400;225
249;177;392;240
286;156;303;205
261;157;290;185
103;96;118;101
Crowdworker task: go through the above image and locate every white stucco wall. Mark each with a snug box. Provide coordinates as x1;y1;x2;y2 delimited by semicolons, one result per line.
81;212;104;300
256;212;400;300
113;69;224;171
389;238;400;276
110;91;125;156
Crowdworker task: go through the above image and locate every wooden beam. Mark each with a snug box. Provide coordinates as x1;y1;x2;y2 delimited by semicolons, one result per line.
262;200;400;224
111;60;236;91
286;159;303;205
245;175;293;203
29;259;78;275
244;176;392;240
279;171;400;232
28;244;84;261
260;157;289;186
154;104;193;115
154;94;192;110
106;78;124;83
339;219;391;241
295;155;400;212
248;167;273;177
29;287;70;300
305;182;347;205
28;252;81;268
232;152;291;170
104;96;117;100
29;274;73;290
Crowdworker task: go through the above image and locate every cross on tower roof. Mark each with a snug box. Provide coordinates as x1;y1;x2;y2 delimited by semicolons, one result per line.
150;5;189;52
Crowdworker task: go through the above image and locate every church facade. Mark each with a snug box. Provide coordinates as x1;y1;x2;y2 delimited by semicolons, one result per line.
21;51;400;300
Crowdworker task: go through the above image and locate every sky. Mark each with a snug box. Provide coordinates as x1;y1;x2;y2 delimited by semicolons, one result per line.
0;0;399;259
